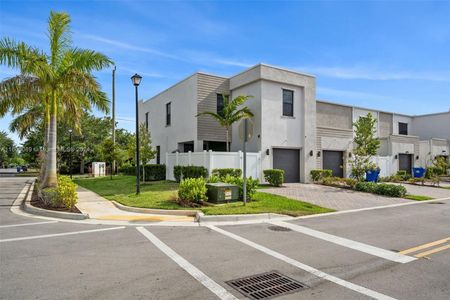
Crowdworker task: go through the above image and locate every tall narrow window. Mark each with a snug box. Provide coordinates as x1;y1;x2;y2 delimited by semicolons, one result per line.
166;102;171;126
156;146;160;164
282;89;294;117
145;112;149;130
217;94;225;117
399;122;408;135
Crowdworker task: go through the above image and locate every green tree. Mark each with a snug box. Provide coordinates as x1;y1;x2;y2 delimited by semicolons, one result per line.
196;94;254;152
139;123;156;182
101;138;120;180
0;11;112;188
350;113;380;181
0;131;16;167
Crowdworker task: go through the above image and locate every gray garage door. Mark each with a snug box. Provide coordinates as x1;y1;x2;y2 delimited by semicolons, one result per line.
273;149;300;183
323;150;344;178
399;154;413;174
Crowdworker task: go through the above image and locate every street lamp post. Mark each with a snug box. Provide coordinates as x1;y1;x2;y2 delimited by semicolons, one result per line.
68;129;73;179
131;73;142;195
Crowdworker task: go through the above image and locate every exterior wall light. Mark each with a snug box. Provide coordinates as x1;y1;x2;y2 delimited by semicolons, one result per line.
317;151;321;158
348;152;352;158
309;150;313;156
266;149;270;155
416;155;419;160
394;154;398;159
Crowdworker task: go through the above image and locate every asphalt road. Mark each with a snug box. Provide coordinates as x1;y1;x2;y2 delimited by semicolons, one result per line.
1;177;449;300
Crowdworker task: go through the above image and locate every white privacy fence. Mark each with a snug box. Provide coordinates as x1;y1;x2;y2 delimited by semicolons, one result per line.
370;156;392;178
165;150;263;181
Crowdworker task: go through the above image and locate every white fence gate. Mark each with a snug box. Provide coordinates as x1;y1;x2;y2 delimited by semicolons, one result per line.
165;150;263;181
370;156;392;178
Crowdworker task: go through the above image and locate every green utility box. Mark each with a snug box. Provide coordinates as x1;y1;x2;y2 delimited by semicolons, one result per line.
206;183;239;204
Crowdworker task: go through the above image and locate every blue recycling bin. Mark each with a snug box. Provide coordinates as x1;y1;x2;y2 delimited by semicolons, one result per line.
16;166;22;173
366;170;380;182
413;167;425;178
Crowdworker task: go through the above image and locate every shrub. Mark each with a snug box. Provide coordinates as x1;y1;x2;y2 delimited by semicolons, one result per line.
396;170;411;181
173;166;208;182
222;175;259;201
42;176;78;210
322;177;357;189
310;169;332;182
374;183;407;197
119;163;135;175
263;169;284;187
207;175;221;183
143;164;166;181
177;177;207;204
211;168;242;178
355;182;378;193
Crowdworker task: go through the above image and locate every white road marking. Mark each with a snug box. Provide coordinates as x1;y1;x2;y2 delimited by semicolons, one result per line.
270;221;416;264
0;226;125;243
0;221;58;228
136;226;238;300
208;225;397;300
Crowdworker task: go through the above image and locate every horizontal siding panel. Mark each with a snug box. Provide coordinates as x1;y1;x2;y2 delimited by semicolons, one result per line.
317;127;353;139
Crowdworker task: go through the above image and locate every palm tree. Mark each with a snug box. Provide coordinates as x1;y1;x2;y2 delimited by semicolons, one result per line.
0;11;112;188
196;94;253;152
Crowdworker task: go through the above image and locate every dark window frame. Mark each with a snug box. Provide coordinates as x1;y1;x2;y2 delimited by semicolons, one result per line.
282;89;294;117
398;122;408;135
166;102;171;126
156;146;160;164
145;112;149;130
217;94;225;117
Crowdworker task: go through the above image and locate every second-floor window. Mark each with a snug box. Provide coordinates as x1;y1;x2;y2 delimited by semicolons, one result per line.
166;102;171;126
145;112;149;130
156;146;160;164
217;94;225;117
282;89;294;117
399;122;408;135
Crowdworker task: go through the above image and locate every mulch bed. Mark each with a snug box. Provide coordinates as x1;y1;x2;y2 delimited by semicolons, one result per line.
30;186;81;213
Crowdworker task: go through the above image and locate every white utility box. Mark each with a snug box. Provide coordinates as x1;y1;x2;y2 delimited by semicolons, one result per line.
92;162;106;177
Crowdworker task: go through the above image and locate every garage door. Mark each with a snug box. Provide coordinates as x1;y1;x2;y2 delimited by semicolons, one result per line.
323;150;344;178
273;149;300;183
399;154;413;174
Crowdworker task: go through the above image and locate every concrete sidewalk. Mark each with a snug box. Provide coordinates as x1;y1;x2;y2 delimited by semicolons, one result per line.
76;187;195;223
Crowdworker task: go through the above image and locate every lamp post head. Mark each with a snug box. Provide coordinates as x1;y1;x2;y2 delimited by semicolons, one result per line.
131;73;142;86
68;129;73;134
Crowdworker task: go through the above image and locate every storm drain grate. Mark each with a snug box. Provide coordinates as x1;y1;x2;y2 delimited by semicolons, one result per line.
227;271;307;300
268;225;291;232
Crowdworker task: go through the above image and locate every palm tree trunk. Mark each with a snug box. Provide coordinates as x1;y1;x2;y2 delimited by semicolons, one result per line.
42;95;58;188
226;127;230;152
39;105;50;182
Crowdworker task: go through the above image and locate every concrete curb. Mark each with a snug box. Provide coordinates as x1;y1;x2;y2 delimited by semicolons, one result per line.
111;200;199;217
195;212;292;223
23;181;90;220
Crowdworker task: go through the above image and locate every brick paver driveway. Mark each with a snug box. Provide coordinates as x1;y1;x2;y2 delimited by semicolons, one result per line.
263;183;412;211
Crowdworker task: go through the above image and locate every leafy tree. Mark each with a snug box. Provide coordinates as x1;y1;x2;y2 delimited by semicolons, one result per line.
0;131;16;167
350;113;380;181
100;138;120;179
0;11;112;188
139;123;156;182
196;94;253;152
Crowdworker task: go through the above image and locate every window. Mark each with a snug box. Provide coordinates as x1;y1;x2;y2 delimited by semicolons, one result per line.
166;102;171;126
156;146;160;164
217;94;225;117
145;112;149;130
399;122;408;135
282;89;294;117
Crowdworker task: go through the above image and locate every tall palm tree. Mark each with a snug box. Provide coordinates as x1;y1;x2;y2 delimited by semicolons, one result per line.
196;94;253;152
0;11;112;188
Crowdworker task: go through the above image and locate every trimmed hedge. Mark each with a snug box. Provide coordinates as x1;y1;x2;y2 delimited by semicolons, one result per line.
211;168;242;178
310;169;333;182
355;182;406;197
221;175;259;201
263;169;284;187
119;164;166;181
173;165;208;182
178;177;207;204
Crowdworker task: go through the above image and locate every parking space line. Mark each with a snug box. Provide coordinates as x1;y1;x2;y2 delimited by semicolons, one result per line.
0;221;58;228
208;225;397;300
136;227;238;300
399;237;450;255
269;220;416;264
0;226;125;243
414;244;450;258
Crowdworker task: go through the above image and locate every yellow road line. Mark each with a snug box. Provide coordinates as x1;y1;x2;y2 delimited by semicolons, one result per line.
414;244;450;258
399;237;450;255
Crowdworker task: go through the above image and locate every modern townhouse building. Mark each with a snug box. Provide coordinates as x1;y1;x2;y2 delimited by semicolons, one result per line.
139;64;450;183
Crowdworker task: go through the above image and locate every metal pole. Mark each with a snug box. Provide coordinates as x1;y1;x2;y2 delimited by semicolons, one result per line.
135;85;140;194
112;66;116;176
69;131;72;179
243;119;247;205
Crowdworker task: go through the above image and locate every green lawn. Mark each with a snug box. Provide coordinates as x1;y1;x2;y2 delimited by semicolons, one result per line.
74;176;333;216
404;194;434;201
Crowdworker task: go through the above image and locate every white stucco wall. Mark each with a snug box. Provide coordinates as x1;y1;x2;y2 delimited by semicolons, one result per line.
352;108;380;137
139;74;198;164
393;114;413;135
411;112;450;140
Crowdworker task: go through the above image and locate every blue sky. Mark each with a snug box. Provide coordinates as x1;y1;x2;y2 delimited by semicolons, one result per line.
1;0;450;144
